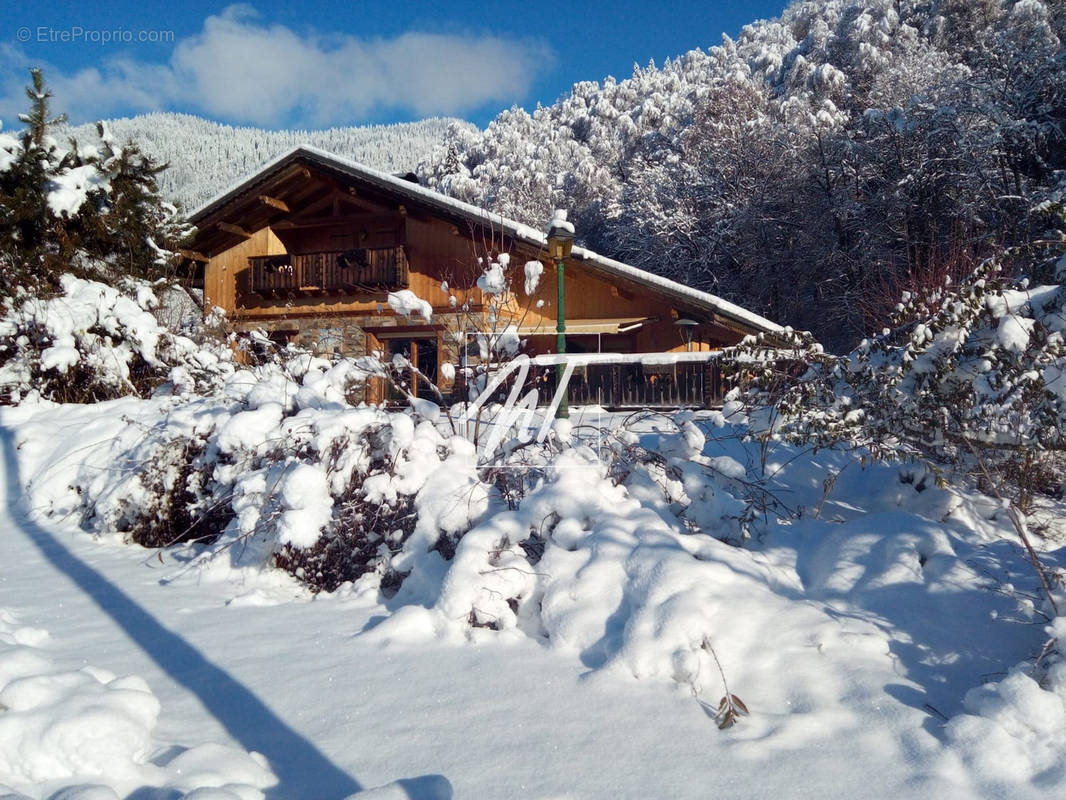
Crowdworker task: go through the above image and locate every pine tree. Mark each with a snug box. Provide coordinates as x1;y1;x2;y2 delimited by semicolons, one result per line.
18;68;67;150
0;70;188;296
0;70;67;290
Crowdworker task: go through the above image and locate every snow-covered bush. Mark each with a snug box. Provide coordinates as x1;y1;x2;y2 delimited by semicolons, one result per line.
0;275;235;404
60;343;762;609
603;410;754;542
71;359;488;592
729;238;1066;619
731;233;1066;511
0;274;498;589
254;404;489;593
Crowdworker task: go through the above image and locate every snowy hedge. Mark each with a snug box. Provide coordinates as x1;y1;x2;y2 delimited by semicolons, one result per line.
64;392;792;698
0;276;234;404
66;350;484;593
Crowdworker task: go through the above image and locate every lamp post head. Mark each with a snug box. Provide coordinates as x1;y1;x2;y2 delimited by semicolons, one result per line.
546;209;575;261
675;318;699;350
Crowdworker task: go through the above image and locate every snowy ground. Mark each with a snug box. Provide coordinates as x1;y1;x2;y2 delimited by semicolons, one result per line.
0;400;1063;799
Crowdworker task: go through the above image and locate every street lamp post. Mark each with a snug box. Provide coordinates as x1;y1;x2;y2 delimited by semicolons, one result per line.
546;210;575;419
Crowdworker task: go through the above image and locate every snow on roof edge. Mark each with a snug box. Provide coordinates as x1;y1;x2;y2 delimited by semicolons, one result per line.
190;144;783;334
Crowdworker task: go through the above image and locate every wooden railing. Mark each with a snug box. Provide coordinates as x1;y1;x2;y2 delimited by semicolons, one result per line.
247;247;409;295
566;360;723;407
460;357;725;408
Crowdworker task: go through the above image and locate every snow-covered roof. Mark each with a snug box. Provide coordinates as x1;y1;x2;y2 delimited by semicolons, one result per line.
191;144;782;335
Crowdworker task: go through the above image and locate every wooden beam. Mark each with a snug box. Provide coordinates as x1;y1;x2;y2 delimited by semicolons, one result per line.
271;212;402;230
317;178;388;213
259;195;290;212
217;222;252;238
177;248;209;263
334;189;382;214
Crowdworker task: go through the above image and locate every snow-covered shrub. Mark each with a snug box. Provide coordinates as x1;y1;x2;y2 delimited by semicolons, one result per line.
0;275;235;404
87;432;226;550
603;410;753;542
4;276;491;592
360;432;798;713
730;236;1066;752
732;240;1066;615
270;415;491;593
731;234;1066;510
72;361;489;592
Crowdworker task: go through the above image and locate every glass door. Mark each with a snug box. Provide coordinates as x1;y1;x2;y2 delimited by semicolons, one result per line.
384;335;439;402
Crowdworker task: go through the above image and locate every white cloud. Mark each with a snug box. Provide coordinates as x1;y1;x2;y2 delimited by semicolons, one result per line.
0;5;554;127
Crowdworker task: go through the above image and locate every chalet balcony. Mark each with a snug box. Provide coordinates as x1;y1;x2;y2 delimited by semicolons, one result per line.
247;247;409;296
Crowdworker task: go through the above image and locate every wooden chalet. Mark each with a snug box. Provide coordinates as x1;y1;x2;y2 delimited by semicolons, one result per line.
184;146;781;407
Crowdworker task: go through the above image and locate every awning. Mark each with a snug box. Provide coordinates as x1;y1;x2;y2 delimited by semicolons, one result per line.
516;317;651;336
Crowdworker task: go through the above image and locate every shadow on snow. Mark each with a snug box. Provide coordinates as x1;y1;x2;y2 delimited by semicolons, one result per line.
0;423;453;800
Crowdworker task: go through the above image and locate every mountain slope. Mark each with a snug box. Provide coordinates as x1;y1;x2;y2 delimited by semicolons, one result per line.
65;112;474;211
418;0;1066;348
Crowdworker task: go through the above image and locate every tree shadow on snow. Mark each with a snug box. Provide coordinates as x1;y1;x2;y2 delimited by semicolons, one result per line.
388;775;454;799
121;775;454;800
790;512;1053;734
0;425;374;799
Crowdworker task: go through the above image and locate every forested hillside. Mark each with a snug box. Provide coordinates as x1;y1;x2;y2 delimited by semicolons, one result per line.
65;113;469;213
419;0;1066;348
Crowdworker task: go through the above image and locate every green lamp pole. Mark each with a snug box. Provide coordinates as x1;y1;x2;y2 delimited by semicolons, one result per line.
546;211;575;419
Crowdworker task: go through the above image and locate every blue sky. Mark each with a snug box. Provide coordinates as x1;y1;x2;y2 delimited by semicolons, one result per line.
1;1;787;130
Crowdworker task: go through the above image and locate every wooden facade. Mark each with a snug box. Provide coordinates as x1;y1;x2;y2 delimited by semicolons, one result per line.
187;147;780;407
